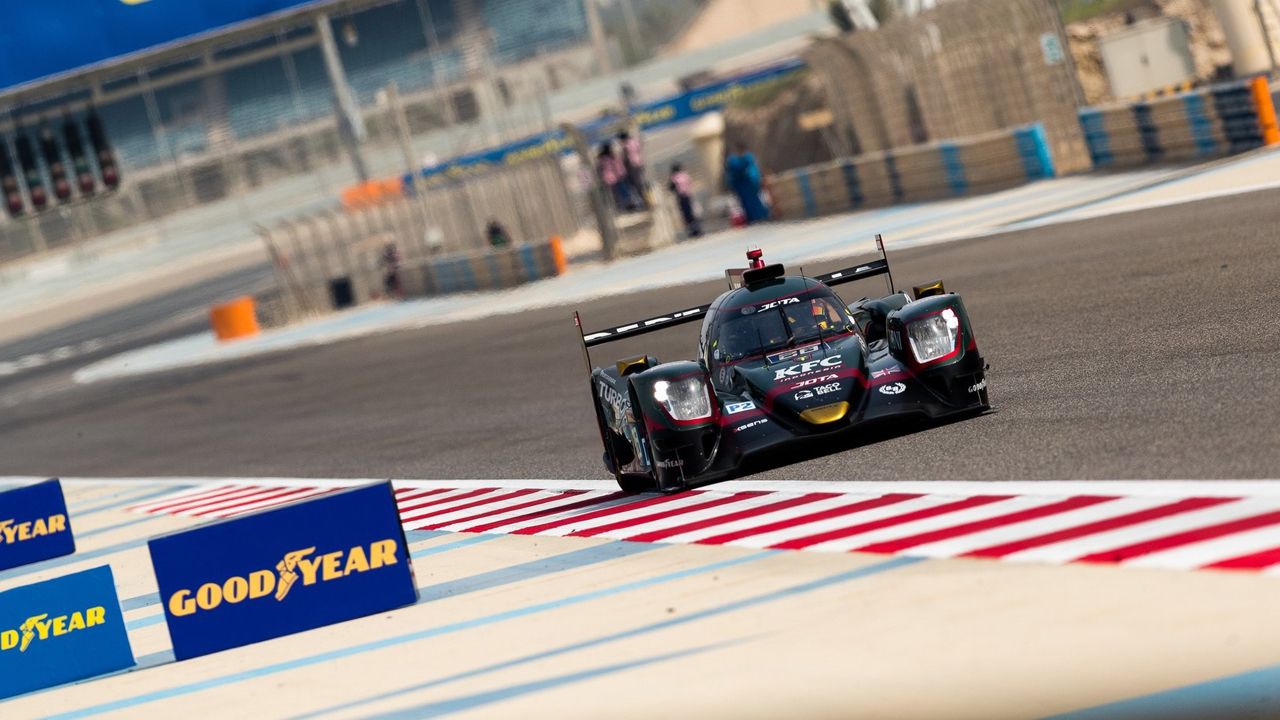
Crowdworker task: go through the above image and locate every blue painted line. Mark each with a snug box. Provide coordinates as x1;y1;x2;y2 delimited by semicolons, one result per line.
1048;661;1280;719
406;530;447;543
70;485;193;517
938;142;967;195
410;534;497;559
121;592;160;612
77;514;165;540
0;534;152;584
47;549;770;718
795;169;817;218
417;540;654;603
518;245;539;282
364;643;736;719
1014;123;1057;178
302;555;922;719
126;613;167;631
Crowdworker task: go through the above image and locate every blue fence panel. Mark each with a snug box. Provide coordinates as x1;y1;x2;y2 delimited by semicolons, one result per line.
1181;93;1220;156
938;142;967;195
1013;123;1057;178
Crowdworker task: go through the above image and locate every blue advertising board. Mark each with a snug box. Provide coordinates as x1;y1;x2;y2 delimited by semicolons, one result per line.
407;58;808;189
0;565;134;700
0;0;337;91
0;479;76;572
148;482;417;660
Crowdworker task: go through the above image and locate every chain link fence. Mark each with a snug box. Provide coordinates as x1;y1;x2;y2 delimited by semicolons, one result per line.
808;0;1092;173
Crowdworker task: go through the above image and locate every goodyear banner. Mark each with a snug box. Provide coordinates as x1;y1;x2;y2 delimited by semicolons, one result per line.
408;58;807;189
0;479;75;572
0;565;134;700
148;482;416;660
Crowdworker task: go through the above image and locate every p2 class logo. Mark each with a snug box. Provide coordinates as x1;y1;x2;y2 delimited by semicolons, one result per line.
148;482;417;661
0;565;134;700
0;479;76;572
879;382;907;396
724;400;756;415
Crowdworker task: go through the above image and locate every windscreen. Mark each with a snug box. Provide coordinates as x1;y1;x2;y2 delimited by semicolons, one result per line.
715;294;854;362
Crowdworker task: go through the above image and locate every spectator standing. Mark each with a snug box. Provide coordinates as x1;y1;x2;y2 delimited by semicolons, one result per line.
668;163;702;238
381;242;402;298
725;143;770;224
596;142;634;211
618;131;648;209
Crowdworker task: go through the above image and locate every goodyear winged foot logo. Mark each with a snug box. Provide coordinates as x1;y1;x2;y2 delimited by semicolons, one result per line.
1;607;106;653
0;514;68;545
167;539;399;617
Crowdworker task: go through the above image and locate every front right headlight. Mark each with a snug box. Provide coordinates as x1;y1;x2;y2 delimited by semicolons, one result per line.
652;377;712;421
907;308;960;364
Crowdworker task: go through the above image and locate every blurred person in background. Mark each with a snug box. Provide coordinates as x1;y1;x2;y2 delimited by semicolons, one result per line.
618;130;648;209
596;142;635;212
668;163;702;238
486;219;511;248
381;242;402;298
725;142;770;224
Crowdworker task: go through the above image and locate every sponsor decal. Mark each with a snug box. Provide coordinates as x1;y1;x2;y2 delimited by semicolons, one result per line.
767;344;818;365
733;418;769;433
724;400;756;415
758;297;800;311
165;540;400;618
790;373;838;390
582;308;704;343
968;379;987;394
795;389;815;400
597;380;630;413
814;383;841;396
0;566;134;700
773;355;842;381
871;365;902;379
0;480;75;572
879;382;906;396
149;482;417;661
3;607;106;653
656;459;684;469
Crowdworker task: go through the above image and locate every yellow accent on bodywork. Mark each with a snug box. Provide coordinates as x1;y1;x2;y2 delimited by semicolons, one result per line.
799;402;849;425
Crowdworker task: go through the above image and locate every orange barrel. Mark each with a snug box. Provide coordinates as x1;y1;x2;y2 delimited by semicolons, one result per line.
209;296;261;342
1251;76;1280;146
549;235;567;276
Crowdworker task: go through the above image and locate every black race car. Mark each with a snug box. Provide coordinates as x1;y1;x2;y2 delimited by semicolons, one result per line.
574;236;990;492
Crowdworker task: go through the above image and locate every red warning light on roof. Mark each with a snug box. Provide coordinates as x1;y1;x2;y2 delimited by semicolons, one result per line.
746;247;765;269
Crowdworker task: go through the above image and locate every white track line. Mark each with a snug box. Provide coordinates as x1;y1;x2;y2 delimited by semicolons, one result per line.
594;492;792;541
723;495;954;549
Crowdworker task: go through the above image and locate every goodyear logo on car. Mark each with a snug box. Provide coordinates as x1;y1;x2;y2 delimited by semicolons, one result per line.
0;479;76;572
0;566;134;700
148;482;416;660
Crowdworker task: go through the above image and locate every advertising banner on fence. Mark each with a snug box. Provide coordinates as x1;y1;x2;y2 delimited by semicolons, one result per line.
148;482;416;660
0;565;134;700
408;58;807;189
0;479;76;572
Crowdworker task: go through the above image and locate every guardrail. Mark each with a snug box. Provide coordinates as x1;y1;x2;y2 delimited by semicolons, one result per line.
767;123;1054;220
1078;76;1280;168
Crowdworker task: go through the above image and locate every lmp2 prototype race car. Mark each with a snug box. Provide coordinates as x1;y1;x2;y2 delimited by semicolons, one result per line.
574;236;990;492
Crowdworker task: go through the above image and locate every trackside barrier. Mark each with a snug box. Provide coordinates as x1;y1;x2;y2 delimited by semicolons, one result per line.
768;123;1054;220
1079;77;1280;168
148;482;416;661
0;566;134;700
0;479;75;572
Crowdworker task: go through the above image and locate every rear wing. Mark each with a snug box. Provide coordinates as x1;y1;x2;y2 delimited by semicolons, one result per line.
574;234;895;374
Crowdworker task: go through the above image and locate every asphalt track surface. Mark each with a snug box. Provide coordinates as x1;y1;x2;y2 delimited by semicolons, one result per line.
1;187;1278;481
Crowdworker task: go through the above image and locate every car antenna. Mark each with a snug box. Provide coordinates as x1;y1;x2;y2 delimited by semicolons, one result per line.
755;315;772;366
805;275;829;349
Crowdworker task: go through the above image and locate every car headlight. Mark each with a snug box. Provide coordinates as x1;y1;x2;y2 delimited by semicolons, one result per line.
652;377;712;421
907;307;960;364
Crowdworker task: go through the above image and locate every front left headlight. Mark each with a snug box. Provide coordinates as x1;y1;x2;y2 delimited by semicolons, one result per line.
652;377;712;421
907;307;960;364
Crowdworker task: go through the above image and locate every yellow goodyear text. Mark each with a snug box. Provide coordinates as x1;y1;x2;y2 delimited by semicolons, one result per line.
0;514;68;545
167;539;400;617
0;607;106;653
